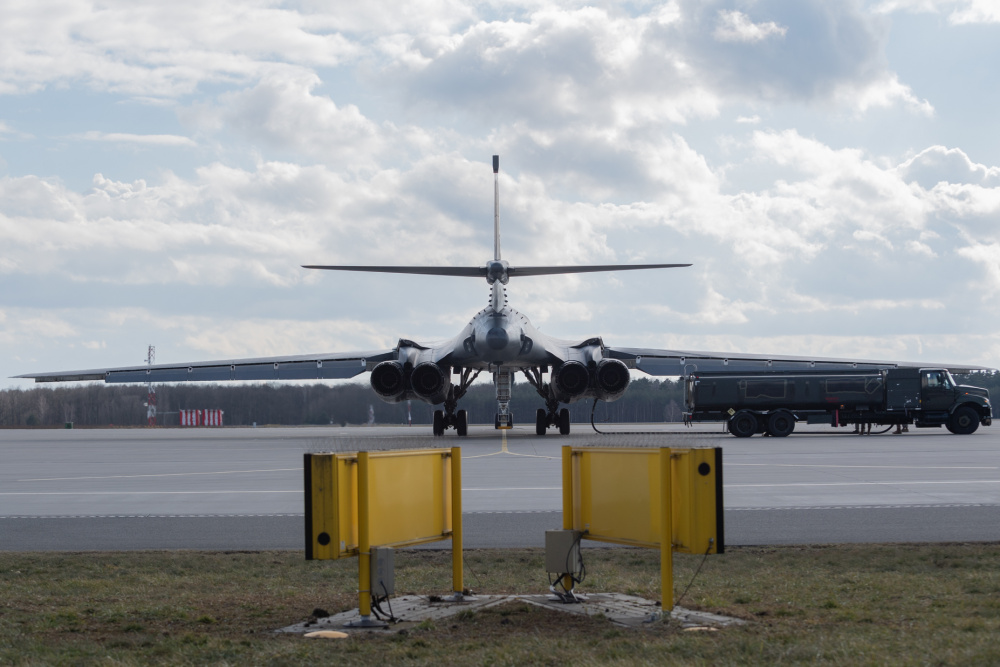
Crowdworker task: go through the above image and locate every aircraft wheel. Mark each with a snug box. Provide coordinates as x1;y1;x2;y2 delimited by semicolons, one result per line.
535;408;547;436
728;411;757;438
433;410;444;436
766;410;795;438
946;405;979;435
456;409;468;436
559;408;570;435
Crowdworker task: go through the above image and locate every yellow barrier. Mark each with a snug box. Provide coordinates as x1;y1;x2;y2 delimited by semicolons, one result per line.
305;447;462;621
562;446;723;610
304;452;357;559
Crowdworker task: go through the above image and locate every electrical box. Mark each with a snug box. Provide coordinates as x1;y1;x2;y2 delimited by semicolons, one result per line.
545;530;582;575
370;546;394;597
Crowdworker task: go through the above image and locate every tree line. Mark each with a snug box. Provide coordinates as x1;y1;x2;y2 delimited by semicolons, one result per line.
0;377;686;427
2;371;997;428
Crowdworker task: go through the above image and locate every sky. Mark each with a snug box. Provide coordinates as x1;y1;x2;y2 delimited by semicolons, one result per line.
2;0;1000;390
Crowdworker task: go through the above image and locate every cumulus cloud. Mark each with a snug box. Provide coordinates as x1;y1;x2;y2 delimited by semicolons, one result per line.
713;10;787;43
76;131;197;147
876;0;1000;23
0;1;359;96
376;0;933;132
896;146;1000;189
182;71;435;171
3;1;1000;382
837;72;934;115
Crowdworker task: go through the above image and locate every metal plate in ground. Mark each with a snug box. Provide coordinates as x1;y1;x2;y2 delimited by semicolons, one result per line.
517;593;745;628
276;593;743;633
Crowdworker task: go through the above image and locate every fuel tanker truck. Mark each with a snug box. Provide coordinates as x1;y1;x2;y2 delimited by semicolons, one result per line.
683;368;992;437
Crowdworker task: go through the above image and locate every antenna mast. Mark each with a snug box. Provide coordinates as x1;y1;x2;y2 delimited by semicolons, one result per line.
493;155;500;261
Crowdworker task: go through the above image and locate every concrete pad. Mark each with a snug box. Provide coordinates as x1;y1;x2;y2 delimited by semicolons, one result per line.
276;595;511;633
275;593;744;633
517;593;745;628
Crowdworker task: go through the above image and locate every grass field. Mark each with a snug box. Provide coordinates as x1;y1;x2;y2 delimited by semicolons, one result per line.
2;544;999;665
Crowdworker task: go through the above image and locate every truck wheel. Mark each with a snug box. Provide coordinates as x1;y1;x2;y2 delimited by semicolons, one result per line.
728;411;757;438
766;411;795;438
946;405;980;435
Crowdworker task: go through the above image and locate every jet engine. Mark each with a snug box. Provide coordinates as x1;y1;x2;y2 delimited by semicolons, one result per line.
594;358;630;401
552;361;590;402
410;362;451;404
370;361;409;402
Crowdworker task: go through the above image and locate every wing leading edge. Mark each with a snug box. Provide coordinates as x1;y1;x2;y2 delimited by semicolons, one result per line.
605;346;993;375
15;349;395;384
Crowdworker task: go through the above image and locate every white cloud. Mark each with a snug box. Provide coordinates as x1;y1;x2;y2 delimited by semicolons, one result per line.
183;71;434;171
837;73;934;116
3;1;1000;386
896;146;1000;189
876;0;1000;23
949;0;1000;23
0;1;360;97
0;120;31;140
713;10;787;43
77;131;197;147
957;243;1000;296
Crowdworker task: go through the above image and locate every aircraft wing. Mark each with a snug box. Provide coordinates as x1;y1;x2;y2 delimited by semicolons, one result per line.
15;349;395;384
605;346;994;375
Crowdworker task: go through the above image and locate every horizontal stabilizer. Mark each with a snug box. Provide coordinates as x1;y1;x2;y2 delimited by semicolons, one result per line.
510;263;690;276
303;265;485;277
302;263;690;278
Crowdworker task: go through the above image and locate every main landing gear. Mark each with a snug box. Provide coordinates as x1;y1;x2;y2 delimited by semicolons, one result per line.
523;367;571;436
535;407;569;436
433;368;480;436
434;408;468;436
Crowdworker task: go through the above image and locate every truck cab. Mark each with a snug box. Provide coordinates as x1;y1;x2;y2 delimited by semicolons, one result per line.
912;368;992;433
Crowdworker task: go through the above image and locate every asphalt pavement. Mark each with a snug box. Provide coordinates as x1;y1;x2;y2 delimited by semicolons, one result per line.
2;423;998;550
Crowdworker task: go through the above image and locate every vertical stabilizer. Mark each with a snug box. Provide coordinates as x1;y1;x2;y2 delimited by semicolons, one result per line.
493;155;500;261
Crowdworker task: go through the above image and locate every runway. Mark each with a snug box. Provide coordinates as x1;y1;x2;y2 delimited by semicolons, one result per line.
2;423;999;550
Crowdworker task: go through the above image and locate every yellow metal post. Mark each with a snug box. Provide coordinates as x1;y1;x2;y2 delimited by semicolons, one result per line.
561;446;575;591
451;447;463;596
357;451;372;619
659;448;674;612
562;446;573;529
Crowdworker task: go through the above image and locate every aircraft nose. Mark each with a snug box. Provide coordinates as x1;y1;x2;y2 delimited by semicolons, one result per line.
486;327;509;351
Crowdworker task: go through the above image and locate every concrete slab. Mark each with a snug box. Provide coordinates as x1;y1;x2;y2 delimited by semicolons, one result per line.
518;593;745;628
275;593;744;633
276;595;511;633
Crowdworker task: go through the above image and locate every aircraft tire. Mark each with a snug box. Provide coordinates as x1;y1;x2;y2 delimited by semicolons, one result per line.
433;410;444;436
728;411;757;438
766;410;795;438
456;409;468;436
946;405;980;435
535;408;547;436
559;408;570;435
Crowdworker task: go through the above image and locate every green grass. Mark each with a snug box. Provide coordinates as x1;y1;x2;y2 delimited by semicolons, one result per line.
1;544;999;665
